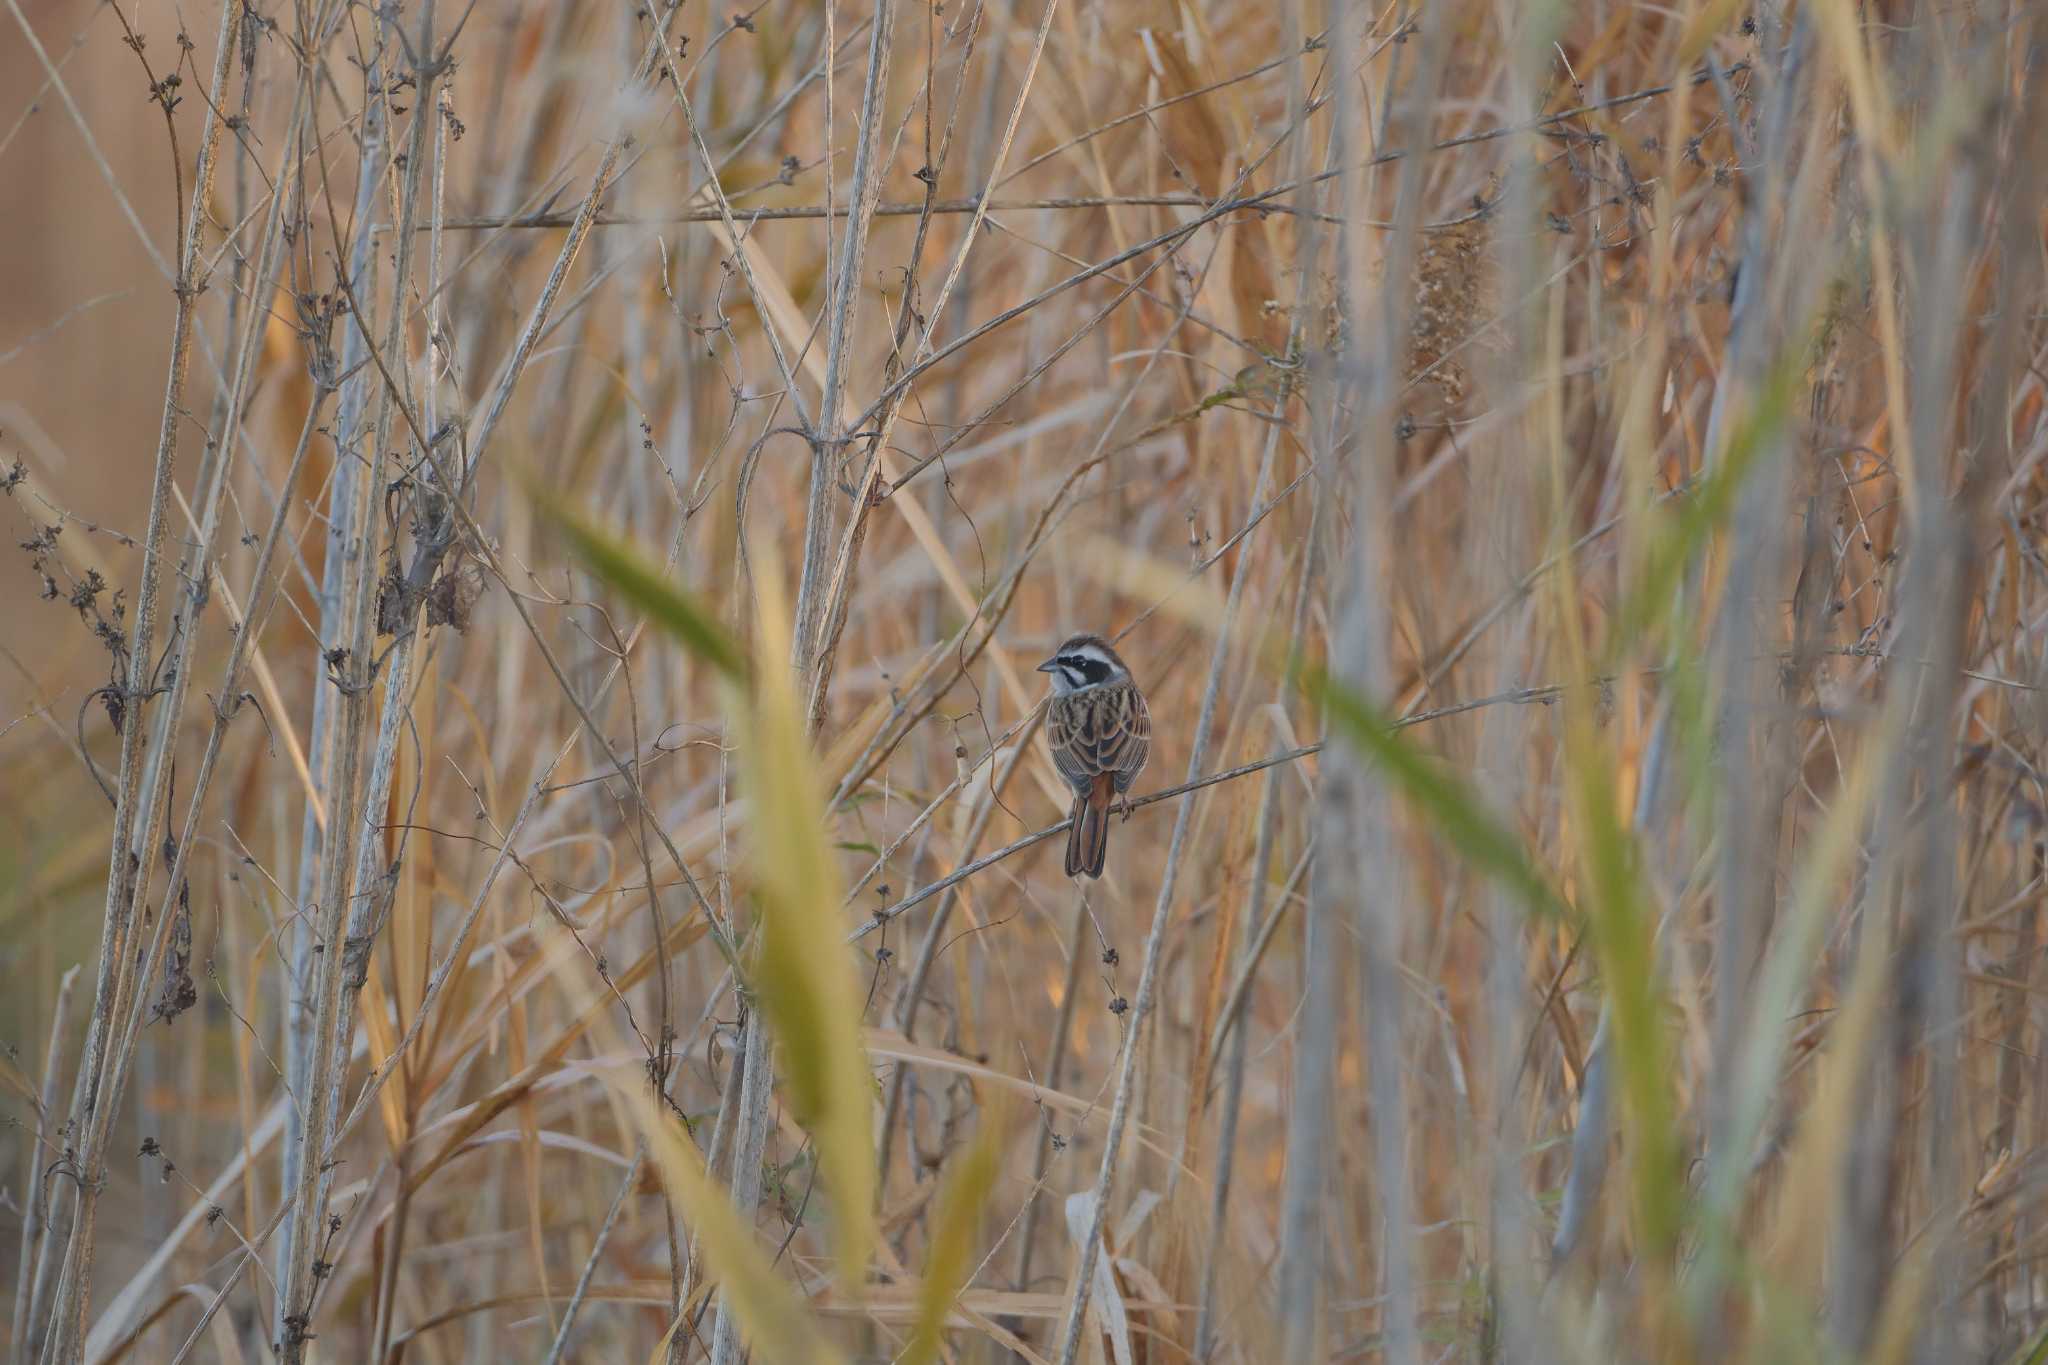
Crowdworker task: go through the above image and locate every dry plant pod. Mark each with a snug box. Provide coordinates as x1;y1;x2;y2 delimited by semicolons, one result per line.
1303;180;1501;419
1405;208;1497;411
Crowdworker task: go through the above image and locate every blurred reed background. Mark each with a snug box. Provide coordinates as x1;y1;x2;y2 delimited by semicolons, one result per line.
4;0;2047;1361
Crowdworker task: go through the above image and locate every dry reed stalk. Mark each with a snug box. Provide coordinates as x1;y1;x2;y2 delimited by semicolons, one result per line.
278;0;398;1320
277;6;724;1348
1283;13;1449;1364
31;5;245;1358
706;4;904;1360
275;3;447;1346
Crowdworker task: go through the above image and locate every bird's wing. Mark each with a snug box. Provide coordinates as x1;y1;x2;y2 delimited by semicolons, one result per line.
1047;697;1097;789
1110;686;1150;791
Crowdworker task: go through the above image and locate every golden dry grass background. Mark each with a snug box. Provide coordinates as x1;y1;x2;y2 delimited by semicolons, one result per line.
4;1;2048;1361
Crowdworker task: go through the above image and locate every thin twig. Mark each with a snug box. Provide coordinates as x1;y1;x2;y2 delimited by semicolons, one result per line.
543;1142;647;1365
422;72;1741;234
1193;770;1290;1359
851;744;1323;943
13;965;79;1361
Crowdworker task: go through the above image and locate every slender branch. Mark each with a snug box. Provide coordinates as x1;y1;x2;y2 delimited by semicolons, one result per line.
854;744;1320;941
543;1143;647;1365
874;704;1043;1186
420;70;1742;234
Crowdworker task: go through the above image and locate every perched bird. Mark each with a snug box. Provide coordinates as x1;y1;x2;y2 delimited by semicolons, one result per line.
1038;633;1151;879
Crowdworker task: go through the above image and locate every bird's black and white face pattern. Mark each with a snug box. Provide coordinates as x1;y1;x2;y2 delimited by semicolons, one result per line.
1038;636;1124;696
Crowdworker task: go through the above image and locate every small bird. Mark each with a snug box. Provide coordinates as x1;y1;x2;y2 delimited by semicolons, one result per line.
1038;633;1151;879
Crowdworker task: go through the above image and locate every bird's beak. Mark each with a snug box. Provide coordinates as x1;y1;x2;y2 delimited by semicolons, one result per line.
1035;656;1058;674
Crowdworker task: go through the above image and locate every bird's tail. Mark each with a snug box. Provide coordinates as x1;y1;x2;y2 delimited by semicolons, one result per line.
1066;773;1114;879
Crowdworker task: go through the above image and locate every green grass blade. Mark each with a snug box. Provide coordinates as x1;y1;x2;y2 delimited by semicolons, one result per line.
731;560;877;1295
1308;668;1564;921
533;491;747;681
903;1109;1004;1365
1605;352;1803;660
1561;706;1682;1265
619;1079;846;1365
